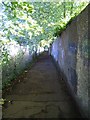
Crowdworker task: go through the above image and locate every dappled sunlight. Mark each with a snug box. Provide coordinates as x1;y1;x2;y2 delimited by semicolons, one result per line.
9;43;20;57
1;1;89;86
0;2;89;119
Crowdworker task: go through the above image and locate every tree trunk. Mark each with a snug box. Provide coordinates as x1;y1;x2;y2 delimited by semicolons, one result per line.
63;1;66;18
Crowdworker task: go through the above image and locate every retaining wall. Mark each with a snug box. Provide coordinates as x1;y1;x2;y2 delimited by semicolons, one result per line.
51;4;89;118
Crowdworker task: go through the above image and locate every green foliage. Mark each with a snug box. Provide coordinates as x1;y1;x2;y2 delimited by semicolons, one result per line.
54;25;66;37
1;41;10;64
1;1;89;65
53;2;89;37
1;1;89;89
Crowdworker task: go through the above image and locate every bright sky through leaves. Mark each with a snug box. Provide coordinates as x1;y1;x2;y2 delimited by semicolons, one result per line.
1;1;89;64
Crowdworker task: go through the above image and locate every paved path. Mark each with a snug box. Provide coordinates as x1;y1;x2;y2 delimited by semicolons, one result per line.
3;52;81;118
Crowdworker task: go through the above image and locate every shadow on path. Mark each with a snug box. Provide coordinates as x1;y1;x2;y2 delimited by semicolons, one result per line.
2;52;81;118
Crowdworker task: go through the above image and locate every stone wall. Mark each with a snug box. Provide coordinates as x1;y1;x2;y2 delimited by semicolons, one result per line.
51;4;89;118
